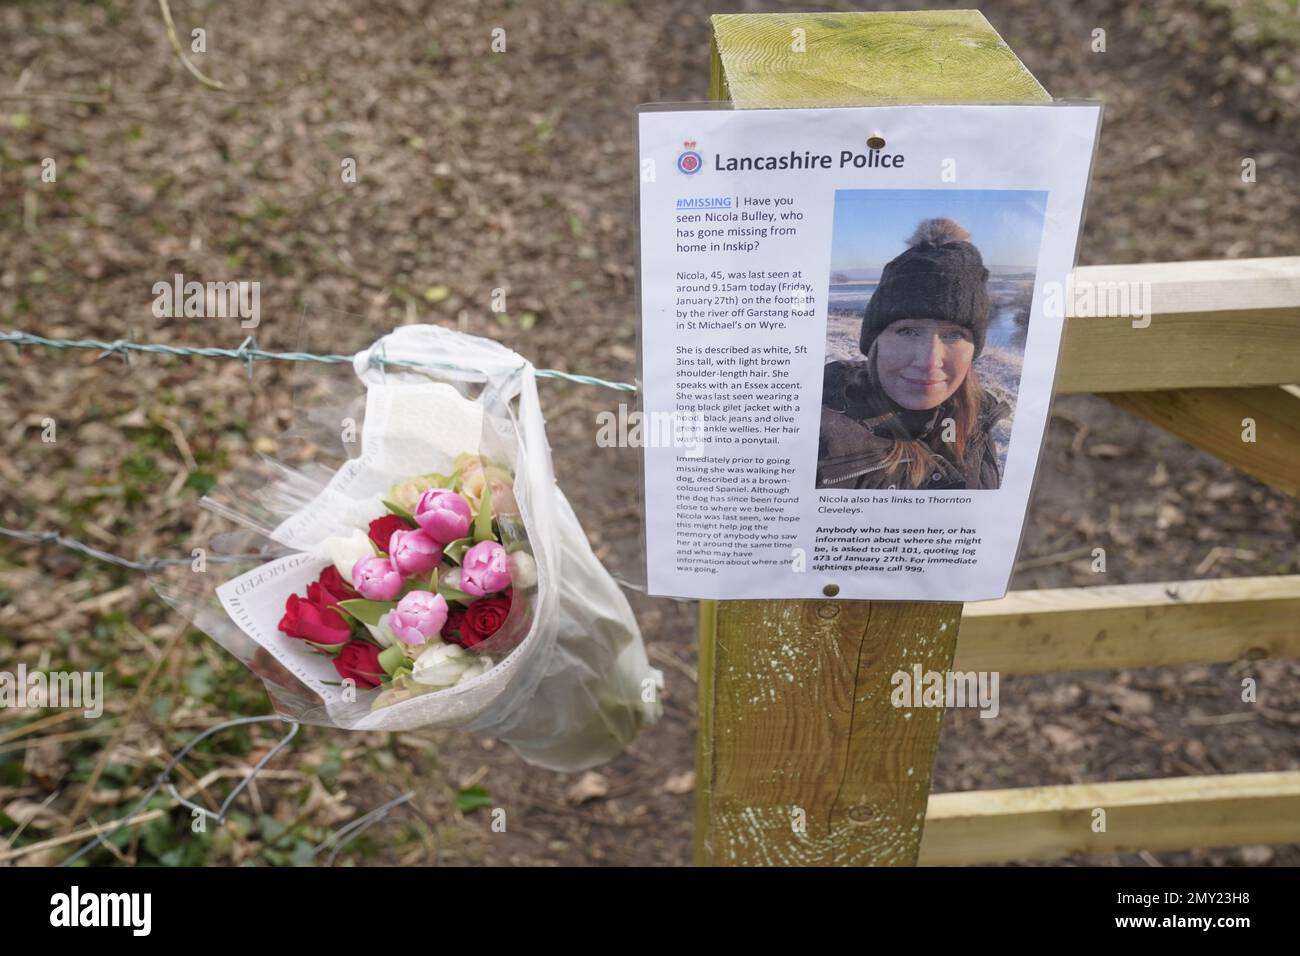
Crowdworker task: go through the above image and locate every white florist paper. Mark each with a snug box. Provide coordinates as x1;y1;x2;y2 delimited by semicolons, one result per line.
637;103;1102;602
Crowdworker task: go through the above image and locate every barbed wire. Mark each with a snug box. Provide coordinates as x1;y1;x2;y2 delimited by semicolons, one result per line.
312;791;420;866
0;523;688;613
51;713;420;867
57;714;296;866
0;526;275;572
0;328;639;393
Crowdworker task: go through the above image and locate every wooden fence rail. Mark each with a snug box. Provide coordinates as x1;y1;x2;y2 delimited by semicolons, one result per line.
958;576;1300;675
1057;257;1300;393
920;772;1300;866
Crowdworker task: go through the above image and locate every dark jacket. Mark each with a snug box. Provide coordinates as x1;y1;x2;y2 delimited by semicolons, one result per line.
817;359;1010;491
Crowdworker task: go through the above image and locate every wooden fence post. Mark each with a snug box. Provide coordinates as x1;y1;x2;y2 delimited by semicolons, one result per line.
695;11;1051;866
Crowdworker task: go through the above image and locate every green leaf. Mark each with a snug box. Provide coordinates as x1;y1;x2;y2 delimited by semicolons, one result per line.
377;645;407;676
454;785;493;814
259;814;287;843
302;639;345;656
415;471;454;491
142;818;175;858
472;481;494;543
382;499;417;523
443;536;474;564
185;471;218;495
438;580;478;605
337;599;396;627
185;664;213;697
496;515;527;541
290;840;319;867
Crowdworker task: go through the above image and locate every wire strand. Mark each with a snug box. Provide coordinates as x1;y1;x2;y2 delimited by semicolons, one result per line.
0;328;638;393
0;526;274;572
53;715;423;867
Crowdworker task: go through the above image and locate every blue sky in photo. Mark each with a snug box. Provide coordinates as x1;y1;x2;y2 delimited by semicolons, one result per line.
829;189;1049;273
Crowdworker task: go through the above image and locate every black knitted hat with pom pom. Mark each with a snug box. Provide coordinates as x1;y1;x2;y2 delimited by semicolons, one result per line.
859;218;992;358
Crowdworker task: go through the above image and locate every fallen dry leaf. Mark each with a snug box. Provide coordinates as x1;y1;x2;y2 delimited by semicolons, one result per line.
662;771;695;795
1110;686;1154;717
1087;443;1125;459
1042;724;1086;753
565;771;609;805
1239;845;1274;865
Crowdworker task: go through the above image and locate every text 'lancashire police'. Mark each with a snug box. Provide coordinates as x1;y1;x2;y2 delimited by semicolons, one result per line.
713;149;904;172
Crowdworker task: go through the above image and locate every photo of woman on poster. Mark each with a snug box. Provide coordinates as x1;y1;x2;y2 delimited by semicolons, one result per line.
818;216;1015;491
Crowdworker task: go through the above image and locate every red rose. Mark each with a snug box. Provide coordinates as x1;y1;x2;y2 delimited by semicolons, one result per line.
333;641;385;689
278;593;352;647
462;597;511;646
441;604;470;647
368;514;414;553
307;566;355;608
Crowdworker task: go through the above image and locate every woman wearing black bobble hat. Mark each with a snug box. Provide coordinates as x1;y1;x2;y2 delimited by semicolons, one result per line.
818;217;1011;491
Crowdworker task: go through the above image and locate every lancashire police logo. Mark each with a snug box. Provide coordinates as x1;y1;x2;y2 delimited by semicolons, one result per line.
676;140;703;175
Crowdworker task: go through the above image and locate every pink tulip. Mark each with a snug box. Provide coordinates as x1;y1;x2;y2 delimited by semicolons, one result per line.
460;540;511;596
388;591;449;646
413;490;473;545
351;556;403;601
388;528;443;577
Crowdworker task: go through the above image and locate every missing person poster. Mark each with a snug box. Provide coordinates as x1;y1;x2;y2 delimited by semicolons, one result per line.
637;103;1102;602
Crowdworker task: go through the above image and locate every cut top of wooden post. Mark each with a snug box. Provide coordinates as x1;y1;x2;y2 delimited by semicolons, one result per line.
711;10;1050;108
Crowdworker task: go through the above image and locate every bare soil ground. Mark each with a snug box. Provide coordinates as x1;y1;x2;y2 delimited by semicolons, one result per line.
0;0;1296;866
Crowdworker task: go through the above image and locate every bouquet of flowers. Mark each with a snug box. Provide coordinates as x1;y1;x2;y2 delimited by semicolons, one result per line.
278;455;531;704
159;325;661;771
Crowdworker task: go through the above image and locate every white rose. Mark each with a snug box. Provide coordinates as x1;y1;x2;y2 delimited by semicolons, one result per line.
322;529;374;584
508;551;537;590
411;641;469;688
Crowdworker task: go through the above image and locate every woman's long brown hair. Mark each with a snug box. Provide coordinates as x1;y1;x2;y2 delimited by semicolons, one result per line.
862;346;985;488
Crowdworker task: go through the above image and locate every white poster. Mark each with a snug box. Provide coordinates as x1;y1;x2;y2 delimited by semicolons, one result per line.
637;103;1102;602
